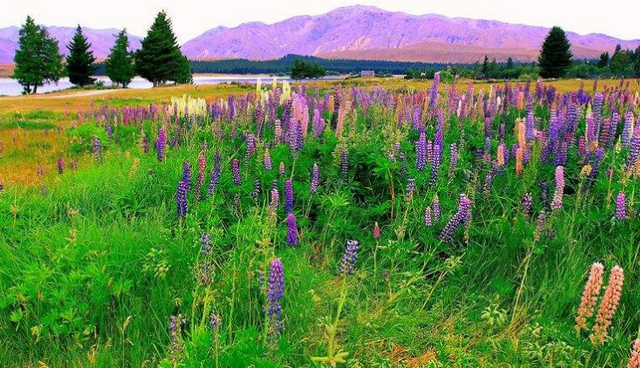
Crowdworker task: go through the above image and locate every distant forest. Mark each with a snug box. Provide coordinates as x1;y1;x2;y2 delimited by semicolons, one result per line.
93;54;473;76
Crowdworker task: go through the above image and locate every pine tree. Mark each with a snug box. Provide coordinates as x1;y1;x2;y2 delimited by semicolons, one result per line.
66;26;96;86
538;26;573;79
105;30;135;88
12;16;64;94
506;57;514;70
598;52;610;68
135;11;191;86
481;55;489;79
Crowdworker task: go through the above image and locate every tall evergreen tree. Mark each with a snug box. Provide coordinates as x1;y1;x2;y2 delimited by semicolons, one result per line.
481;55;489;79
105;29;135;88
12;16;64;94
598;52;610;68
135;11;191;86
538;26;573;78
66;26;96;86
506;57;514;70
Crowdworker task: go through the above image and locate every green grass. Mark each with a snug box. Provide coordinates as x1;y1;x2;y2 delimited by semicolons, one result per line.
0;85;639;368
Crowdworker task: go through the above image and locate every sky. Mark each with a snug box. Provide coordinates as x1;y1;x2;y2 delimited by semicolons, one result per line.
1;0;638;43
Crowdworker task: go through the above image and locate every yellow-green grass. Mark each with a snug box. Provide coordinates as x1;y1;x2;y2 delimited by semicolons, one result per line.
1;78;638;186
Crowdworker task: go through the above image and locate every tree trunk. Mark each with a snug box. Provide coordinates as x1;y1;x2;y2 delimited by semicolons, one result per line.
33;85;38;94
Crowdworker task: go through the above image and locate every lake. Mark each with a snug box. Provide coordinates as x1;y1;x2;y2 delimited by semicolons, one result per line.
0;75;343;96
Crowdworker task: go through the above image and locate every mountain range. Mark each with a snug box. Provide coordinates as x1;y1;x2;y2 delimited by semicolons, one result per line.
0;26;141;63
1;5;638;64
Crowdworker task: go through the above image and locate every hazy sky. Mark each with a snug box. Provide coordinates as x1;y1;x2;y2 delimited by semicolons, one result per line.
1;0;638;43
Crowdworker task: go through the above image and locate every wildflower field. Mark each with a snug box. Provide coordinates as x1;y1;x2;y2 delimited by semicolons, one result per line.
1;76;640;367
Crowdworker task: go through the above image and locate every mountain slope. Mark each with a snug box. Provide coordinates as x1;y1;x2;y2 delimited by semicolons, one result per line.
181;5;640;62
0;26;141;62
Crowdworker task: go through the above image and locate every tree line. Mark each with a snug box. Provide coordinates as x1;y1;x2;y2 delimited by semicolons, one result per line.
12;11;191;94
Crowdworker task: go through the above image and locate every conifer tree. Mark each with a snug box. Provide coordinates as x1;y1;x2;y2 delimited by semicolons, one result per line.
66;26;97;86
12;16;64;94
538;26;573;78
105;30;135;88
136;11;191;86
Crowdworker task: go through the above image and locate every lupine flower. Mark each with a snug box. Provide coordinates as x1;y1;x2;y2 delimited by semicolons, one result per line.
57;157;64;174
425;207;433;227
310;163;320;194
182;161;192;191
267;258;284;338
615;192;627;220
406;178;416;201
590;266;624;345
284;180;294;213
92;137;102;163
533;210;546;242
449;143;458;176
575;262;604;333
156;128;166;162
438;194;470;242
433;196;441;221
279;162;285;176
416;130;427;171
286;213;297;246
551;166;565;210
232;159;241;185
339;240;360;276
373;222;380;240
177;180;188;220
521;193;533;217
252;179;261;200
626;339;640;368
168;315;184;362
264;149;272;170
209;313;222;332
341;148;349;181
208;152;221;195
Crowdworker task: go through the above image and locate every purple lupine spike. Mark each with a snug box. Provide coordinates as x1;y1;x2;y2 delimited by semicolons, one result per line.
627;132;640;171
264;149;272;170
429;141;442;186
286;213;297;246
615;192;627;220
284;180;294;213
177;180;188;220
521;192;533;217
208;152;221;195
252;179;261;201
438;194;471;242
338;240;360;276
156;128;166;162
92;137;102;163
182;161;192;191
270;187;280;211
449;143;458;175
433;196;441;221
622;111;634;148
57;157;64;174
267;258;284;336
279;162;285;176
310;163;320;194
425;207;433;227
416;130;427;172
232;159;241;186
406;178;416;201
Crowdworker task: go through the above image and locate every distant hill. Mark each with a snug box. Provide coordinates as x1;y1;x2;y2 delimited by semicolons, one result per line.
0;26;141;63
181;5;640;63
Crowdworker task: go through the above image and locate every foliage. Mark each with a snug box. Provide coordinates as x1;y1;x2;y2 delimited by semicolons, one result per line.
66;26;97;87
105;29;136;88
538;26;573;78
135;11;192;86
290;58;326;79
11;16;64;94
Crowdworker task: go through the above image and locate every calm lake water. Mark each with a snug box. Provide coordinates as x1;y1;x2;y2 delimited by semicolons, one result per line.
0;75;343;96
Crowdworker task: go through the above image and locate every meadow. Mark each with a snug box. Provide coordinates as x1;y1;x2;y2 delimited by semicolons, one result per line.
1;76;640;368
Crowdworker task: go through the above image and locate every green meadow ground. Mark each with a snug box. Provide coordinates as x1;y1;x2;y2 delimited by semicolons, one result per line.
0;78;639;368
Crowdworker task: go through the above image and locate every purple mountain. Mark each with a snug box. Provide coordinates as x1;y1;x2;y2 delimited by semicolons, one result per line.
0;26;141;63
181;5;640;62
